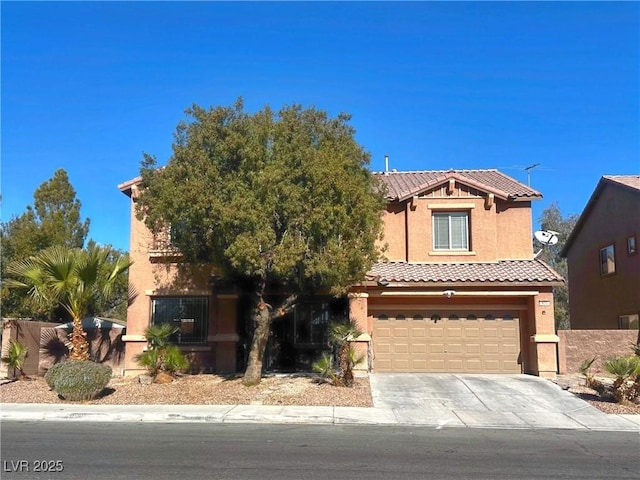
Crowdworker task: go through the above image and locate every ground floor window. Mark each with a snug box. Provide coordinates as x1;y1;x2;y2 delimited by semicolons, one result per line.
151;296;209;344
266;297;348;371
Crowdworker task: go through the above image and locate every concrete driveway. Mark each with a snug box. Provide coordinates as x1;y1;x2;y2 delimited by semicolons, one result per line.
369;373;640;430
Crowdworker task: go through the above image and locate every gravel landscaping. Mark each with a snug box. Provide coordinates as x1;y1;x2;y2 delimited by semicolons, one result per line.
0;374;373;407
2;373;638;415
554;374;640;415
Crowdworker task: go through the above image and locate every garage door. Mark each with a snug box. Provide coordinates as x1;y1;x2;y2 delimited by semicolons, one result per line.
373;311;521;373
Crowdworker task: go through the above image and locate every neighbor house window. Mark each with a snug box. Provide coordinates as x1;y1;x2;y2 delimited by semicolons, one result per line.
600;244;616;275
433;212;469;250
628;236;637;255
151;296;209;345
619;314;639;330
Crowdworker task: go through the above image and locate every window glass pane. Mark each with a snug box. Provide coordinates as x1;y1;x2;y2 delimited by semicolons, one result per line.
619;314;639;329
433;212;468;250
450;213;469;249
600;245;616;275
396;314;406;321
295;301;334;345
433;214;450;249
151;297;208;344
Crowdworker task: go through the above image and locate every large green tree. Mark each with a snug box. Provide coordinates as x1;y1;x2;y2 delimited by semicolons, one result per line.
1;169;90;319
4;245;132;360
138;99;385;385
536;202;578;330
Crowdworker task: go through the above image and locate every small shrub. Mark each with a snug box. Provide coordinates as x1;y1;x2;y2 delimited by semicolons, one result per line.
163;345;189;374
313;320;364;387
136;349;161;377
44;361;66;389
603;356;640;403
579;356;597;389
45;360;112;401
135;324;188;381
1;339;29;379
312;353;338;384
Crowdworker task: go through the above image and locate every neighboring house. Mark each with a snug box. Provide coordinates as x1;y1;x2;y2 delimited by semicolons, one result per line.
119;169;563;378
560;175;640;330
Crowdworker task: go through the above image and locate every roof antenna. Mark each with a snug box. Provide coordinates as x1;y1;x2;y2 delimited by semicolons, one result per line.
384;154;389;174
524;163;539;186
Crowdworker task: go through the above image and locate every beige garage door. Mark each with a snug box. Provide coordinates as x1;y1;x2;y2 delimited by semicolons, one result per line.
373;312;521;373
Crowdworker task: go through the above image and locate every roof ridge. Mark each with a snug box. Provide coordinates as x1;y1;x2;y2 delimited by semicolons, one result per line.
373;168;499;175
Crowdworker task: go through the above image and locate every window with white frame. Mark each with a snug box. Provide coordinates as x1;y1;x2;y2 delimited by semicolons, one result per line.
433;212;469;250
151;297;209;345
599;244;616;275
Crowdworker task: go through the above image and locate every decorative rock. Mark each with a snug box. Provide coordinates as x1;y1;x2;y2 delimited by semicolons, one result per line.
154;372;174;384
138;374;153;385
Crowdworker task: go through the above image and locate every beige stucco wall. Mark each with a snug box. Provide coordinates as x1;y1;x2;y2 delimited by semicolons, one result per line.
566;184;640;329
123;195;222;374
557;329;639;374
379;186;534;263
528;289;558;378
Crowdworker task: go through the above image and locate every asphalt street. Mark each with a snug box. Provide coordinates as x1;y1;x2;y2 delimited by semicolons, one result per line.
1;422;638;480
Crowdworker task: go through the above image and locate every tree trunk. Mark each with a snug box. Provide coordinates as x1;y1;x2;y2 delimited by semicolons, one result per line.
69;317;90;361
242;299;272;386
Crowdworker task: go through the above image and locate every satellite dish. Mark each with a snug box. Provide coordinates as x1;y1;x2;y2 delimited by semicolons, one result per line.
534;230;559;246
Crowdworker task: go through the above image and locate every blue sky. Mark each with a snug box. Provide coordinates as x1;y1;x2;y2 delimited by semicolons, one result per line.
2;2;638;252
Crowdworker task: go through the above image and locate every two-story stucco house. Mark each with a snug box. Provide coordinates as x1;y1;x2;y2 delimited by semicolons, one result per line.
119;168;563;378
561;175;640;330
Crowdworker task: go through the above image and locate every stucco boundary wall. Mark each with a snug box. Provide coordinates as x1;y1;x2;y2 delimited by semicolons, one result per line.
1;319;125;378
557;329;639;374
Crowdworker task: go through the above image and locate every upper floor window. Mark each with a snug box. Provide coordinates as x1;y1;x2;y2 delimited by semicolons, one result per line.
600;244;616;276
433;212;469;250
151;296;209;345
628;235;637;256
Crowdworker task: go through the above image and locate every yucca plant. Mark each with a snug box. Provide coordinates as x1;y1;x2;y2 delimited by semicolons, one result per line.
135;323;189;381
312;353;338;384
603;355;640;403
579;356;597;388
312;320;364;387
1;339;29;380
330;321;365;387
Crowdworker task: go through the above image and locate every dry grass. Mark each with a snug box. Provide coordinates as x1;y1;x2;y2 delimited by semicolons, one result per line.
0;374;373;407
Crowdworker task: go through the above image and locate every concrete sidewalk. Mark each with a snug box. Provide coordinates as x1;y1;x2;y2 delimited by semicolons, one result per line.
1;402;638;431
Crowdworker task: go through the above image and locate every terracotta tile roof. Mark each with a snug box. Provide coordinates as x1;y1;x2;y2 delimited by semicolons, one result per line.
369;260;563;284
603;175;640;191
374;169;542;202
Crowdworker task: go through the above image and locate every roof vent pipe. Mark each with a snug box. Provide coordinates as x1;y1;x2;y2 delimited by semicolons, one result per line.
384;154;389;174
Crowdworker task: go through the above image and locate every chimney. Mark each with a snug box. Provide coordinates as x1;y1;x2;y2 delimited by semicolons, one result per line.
384;154;389;174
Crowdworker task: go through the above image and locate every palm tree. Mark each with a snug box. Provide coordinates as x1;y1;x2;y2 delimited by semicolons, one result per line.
4;245;132;361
